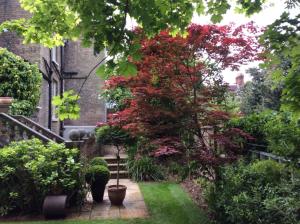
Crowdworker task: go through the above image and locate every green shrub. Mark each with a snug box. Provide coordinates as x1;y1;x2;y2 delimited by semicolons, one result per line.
85;165;110;184
264;112;300;165
227;111;276;150
0;139;84;216
128;156;164;181
0;48;42;116
90;157;108;167
206;160;300;224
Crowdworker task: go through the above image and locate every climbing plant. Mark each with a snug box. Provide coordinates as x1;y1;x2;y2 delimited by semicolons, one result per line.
0;48;42;116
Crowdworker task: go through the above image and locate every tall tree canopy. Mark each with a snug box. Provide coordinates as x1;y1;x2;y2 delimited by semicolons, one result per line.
239;68;282;114
1;0;298;75
103;24;261;167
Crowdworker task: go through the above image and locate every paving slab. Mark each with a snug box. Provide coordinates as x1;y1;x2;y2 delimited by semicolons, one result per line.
68;179;149;220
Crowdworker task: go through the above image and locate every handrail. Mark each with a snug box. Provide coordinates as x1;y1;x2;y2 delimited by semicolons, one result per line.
12;115;65;143
0;113;52;144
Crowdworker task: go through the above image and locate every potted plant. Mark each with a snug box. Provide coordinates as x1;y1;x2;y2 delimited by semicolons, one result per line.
90;157;108;167
95;124;133;205
85;165;110;202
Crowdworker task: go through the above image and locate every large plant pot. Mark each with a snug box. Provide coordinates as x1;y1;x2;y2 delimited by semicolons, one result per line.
108;185;127;206
43;195;67;219
91;181;106;203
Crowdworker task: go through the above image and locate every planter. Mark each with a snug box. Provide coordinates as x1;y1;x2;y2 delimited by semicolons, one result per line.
0;97;13;113
91;180;106;202
108;185;127;206
43;195;67;219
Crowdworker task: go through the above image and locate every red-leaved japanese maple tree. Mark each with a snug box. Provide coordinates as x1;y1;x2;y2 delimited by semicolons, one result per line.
104;23;262;169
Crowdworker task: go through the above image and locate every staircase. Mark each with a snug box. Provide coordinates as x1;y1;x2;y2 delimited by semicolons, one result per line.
103;156;129;179
0;113;66;148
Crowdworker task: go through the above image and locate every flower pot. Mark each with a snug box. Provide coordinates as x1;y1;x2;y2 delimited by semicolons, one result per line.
43;195;67;219
108;185;127;206
0;97;13;113
91;180;106;203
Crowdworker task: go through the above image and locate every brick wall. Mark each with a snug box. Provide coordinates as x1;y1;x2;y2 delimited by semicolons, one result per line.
0;0;62;134
63;41;107;126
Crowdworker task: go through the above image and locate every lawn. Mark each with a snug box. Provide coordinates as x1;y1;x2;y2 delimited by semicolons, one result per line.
4;182;211;224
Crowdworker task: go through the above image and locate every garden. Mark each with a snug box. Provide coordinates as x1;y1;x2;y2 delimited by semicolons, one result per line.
0;0;300;224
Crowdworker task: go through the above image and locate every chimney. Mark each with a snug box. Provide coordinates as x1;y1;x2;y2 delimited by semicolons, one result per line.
235;73;244;88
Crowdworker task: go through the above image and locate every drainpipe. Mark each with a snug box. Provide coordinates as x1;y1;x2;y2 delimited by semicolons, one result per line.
59;46;64;137
48;49;53;130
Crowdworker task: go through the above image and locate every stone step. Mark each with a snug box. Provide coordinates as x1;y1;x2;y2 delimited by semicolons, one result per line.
107;163;127;171
103;156;127;164
110;171;129;179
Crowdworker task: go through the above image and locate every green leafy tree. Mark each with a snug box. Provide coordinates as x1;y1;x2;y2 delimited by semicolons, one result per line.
239;68;282;114
261;11;300;113
1;0;296;76
0;48;42;116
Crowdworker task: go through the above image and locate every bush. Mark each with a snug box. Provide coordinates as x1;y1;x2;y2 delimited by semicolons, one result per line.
85;165;110;184
128;156;164;181
206;160;300;224
0;48;42;116
227;111;276;150
90;157;108;167
0;139;84;216
264;112;300;165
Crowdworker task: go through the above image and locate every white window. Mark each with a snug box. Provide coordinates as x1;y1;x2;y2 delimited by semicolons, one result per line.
51;47;57;63
52;80;58;120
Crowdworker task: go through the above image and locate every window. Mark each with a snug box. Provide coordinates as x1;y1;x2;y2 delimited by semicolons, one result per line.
51;47;57;63
52;80;58;120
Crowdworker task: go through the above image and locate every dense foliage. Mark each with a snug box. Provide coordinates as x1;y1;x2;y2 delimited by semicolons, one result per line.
85;165;110;185
207;160;300;224
0;48;42;116
104;24;261;170
229;111;300;167
239;68;282;114
1;0;295;76
89;157;108;167
0;139;83;216
228;111;276;150
262;12;300;113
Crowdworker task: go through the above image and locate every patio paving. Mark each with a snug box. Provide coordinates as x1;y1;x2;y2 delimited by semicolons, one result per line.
68;179;149;220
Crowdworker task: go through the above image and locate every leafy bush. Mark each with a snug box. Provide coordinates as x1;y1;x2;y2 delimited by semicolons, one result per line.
0;139;84;216
206;160;300;224
0;48;42;116
90;157;108;167
264;112;300;165
85;165;110;184
228;111;276;150
128;156;164;181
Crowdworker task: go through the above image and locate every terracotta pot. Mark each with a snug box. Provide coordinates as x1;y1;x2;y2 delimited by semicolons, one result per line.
108;185;127;206
0;97;13;113
0;97;13;104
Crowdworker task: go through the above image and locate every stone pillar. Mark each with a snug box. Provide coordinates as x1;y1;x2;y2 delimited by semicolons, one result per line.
0;97;13;113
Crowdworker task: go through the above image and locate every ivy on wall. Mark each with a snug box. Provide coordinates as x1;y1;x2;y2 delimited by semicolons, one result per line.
0;48;42;116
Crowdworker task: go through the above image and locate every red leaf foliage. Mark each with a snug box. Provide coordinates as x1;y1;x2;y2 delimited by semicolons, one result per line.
104;23;262;166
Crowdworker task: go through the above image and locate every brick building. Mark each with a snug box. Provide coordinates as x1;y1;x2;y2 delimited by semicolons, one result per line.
0;0;107;137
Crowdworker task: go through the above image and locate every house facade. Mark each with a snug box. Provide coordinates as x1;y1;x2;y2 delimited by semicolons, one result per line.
0;0;107;137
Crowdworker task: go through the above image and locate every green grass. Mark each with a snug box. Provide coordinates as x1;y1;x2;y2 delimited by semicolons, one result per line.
4;182;211;224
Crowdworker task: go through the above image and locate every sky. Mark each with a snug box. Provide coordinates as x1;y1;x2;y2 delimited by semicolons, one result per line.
192;1;289;84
